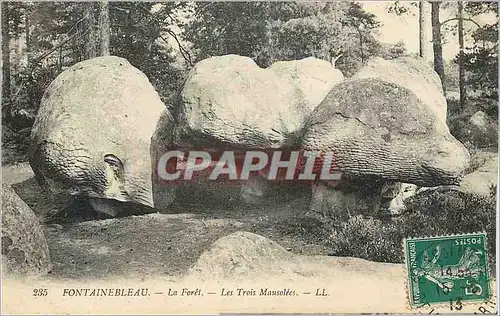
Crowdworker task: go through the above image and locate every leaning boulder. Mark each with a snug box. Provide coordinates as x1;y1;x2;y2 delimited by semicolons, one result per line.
1;184;52;276
302;57;470;219
269;57;344;111
29;56;173;216
303;58;470;187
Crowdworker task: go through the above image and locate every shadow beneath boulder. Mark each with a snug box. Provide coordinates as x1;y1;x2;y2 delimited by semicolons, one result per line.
11;177;160;225
170;181;312;216
11;177;56;218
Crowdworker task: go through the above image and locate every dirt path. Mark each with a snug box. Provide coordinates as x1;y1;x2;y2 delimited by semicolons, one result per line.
2;163;332;281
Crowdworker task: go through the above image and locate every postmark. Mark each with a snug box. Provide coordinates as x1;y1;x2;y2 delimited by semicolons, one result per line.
404;233;491;308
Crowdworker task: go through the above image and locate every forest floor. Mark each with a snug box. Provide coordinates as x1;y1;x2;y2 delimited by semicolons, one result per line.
2;141;497;281
3;161;332;281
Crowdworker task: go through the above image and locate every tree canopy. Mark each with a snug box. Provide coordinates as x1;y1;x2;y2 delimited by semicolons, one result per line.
182;2;387;76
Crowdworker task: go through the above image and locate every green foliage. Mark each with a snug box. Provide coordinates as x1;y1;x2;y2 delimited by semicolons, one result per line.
326;190;496;270
183;2;383;76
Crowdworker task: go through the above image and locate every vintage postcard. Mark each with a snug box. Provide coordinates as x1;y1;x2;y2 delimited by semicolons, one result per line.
1;1;498;314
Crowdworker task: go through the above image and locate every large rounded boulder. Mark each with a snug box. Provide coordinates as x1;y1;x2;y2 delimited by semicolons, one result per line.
354;57;448;128
174;54;344;149
171;55;344;206
301;57;470;219
303;57;470;187
29;56;173;216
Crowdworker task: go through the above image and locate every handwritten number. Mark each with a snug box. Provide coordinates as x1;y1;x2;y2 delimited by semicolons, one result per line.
455;299;463;311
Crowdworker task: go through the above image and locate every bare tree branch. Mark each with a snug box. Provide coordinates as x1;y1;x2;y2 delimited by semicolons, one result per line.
32;26;90;67
440;17;485;49
441;17;482;29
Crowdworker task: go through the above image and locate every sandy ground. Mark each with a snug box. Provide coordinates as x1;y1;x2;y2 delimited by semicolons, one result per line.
3;162;498;315
2;162;332;281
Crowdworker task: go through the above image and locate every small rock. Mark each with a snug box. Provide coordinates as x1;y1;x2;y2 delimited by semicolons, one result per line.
460;156;498;197
1;185;52;276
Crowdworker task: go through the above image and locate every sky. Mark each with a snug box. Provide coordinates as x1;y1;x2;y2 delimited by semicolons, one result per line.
163;1;497;63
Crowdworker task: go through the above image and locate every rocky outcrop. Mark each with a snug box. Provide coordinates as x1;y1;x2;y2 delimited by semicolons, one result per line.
186;231;413;312
174;54;309;149
29;56;173;216
354;57;448;129
189;231;403;281
174;55;344;150
1;184;52;276
303;57;470;186
302;57;470;219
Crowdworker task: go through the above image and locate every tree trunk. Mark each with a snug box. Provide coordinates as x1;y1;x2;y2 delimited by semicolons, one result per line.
418;1;429;59
458;1;465;110
2;2;11;119
99;1;110;56
431;1;445;93
83;2;98;59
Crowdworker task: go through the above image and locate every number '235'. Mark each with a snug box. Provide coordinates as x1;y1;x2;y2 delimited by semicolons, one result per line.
33;288;48;296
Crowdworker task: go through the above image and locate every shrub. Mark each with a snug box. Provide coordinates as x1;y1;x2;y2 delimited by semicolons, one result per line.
326;189;496;274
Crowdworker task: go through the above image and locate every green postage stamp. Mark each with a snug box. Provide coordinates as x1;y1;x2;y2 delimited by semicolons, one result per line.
404;232;491;308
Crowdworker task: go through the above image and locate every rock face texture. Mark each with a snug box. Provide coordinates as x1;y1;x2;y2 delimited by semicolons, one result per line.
460;156;498;197
354;57;448;129
189;231;403;281
29;56;171;215
1;185;52;276
268;57;344;112
187;231;411;312
151;111;178;211
303;57;470;187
